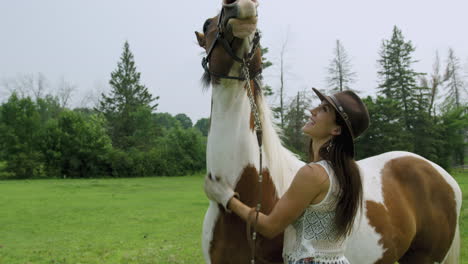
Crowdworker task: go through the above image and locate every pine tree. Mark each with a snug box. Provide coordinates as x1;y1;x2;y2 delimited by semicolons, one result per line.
419;51;444;116
354;96;413;159
326;40;357;93
283;90;312;159
441;48;467;166
377;26;425;129
443;48;466;110
261;46;274;97
98;41;159;149
278;38;288;129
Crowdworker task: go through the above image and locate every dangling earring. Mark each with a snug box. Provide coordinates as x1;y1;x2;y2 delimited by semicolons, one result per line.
326;140;333;153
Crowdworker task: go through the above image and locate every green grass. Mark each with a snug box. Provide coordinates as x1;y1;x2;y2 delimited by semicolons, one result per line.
0;171;466;264
0;175;208;264
454;170;468;263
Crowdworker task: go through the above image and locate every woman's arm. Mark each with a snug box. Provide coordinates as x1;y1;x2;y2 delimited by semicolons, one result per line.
227;164;330;239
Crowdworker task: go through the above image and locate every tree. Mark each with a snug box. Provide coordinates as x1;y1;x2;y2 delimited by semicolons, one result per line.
377;26;425;129
439;49;467;166
154;112;179;131
194;117;210;136
264;31;291;128
355;96;413;159
326;40;357;93
98;41;160;150
152;127;206;176
437;106;467;167
0;94;45;178
1;73;49;100
175;113;193;129
277;36;288;129
36;95;62;124
419;51;444;116
283;90;312;159
442;48;466;110
56;76;76;108
261;46;274;97
40;111;113;178
80;82;106;109
130;106;160;150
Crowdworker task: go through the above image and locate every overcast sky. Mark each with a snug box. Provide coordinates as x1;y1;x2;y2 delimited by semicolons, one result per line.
1;0;467;122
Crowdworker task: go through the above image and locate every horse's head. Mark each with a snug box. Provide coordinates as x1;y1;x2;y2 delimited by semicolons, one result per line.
195;0;262;86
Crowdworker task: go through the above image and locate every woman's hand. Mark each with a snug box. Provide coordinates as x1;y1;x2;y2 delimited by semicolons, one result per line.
204;175;236;212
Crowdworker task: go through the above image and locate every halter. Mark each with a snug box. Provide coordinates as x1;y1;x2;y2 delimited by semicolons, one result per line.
201;8;262;81
202;8;274;264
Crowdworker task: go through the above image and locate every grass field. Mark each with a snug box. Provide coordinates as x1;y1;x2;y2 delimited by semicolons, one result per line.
456;170;467;263
0;171;466;264
0;175;208;264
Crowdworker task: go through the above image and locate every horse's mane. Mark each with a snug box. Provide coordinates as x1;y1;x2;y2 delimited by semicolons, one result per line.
256;84;304;195
201;70;211;90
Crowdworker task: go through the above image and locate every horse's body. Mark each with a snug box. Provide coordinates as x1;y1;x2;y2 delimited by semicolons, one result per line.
202;77;303;263
196;1;462;263
347;152;461;263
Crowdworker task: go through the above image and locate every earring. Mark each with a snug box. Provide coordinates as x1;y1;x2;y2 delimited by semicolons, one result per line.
326;141;333;152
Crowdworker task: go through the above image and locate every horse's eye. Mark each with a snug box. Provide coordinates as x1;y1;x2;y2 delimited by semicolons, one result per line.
203;19;212;33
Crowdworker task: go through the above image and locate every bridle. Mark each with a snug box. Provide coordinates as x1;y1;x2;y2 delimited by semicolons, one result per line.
201;8;262;81
202;7;281;264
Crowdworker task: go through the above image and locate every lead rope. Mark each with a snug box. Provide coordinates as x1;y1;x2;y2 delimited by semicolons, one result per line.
242;62;263;264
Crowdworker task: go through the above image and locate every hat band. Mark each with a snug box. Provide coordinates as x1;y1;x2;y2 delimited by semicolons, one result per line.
329;95;355;139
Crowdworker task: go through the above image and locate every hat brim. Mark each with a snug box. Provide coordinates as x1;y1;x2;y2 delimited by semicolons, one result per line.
311;88;355;157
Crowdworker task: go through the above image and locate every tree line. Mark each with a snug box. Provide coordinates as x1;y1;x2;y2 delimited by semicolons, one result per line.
0;26;466;179
0;41;208;179
268;26;467;168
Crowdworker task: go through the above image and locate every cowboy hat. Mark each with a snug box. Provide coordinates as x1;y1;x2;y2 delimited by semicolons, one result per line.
312;88;370;157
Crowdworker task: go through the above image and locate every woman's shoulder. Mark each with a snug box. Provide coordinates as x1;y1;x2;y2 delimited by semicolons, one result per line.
296;162;330;188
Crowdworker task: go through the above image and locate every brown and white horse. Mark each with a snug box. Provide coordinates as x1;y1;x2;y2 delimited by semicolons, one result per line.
195;1;462;263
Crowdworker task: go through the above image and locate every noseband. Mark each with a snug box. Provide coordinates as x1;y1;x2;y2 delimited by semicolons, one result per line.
201;9;262;81
202;8;272;264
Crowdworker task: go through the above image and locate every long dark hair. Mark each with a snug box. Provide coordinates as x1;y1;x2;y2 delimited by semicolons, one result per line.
308;114;362;239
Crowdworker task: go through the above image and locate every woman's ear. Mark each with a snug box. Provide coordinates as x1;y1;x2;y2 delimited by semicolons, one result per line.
331;126;342;136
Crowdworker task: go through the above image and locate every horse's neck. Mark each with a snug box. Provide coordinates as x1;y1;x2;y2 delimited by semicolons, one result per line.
256;92;304;195
207;82;257;185
207;81;303;195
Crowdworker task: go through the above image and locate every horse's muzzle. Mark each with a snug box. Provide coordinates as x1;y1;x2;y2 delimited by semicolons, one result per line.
223;0;258;22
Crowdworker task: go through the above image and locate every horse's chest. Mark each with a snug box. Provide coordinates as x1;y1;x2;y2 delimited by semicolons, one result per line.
206;124;258;184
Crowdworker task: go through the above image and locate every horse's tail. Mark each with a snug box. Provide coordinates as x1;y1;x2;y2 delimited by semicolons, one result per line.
443;219;460;264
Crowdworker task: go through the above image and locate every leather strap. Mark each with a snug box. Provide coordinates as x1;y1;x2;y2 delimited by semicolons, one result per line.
201;10;262;82
246;208;283;264
329;95;354;139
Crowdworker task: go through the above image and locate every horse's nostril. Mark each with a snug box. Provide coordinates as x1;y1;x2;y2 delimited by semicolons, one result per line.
224;0;237;4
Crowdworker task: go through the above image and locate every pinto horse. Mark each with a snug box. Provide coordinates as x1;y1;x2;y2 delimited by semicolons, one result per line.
195;1;462;263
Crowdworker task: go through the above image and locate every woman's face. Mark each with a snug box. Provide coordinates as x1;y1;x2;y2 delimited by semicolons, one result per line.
302;101;341;139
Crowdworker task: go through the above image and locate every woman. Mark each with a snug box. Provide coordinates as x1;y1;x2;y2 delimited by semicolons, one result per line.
204;88;370;264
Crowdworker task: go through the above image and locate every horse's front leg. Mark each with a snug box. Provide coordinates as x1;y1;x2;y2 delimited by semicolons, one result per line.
201;201;220;264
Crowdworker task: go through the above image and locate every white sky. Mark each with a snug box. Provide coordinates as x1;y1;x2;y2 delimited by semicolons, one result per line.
0;0;467;122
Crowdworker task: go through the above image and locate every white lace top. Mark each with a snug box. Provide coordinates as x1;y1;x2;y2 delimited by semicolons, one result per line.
283;160;349;264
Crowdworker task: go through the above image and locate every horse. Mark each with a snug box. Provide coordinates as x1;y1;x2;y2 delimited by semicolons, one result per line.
194;1;462;263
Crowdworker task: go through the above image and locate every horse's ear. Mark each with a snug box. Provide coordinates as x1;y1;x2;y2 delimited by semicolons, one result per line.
195;31;206;48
